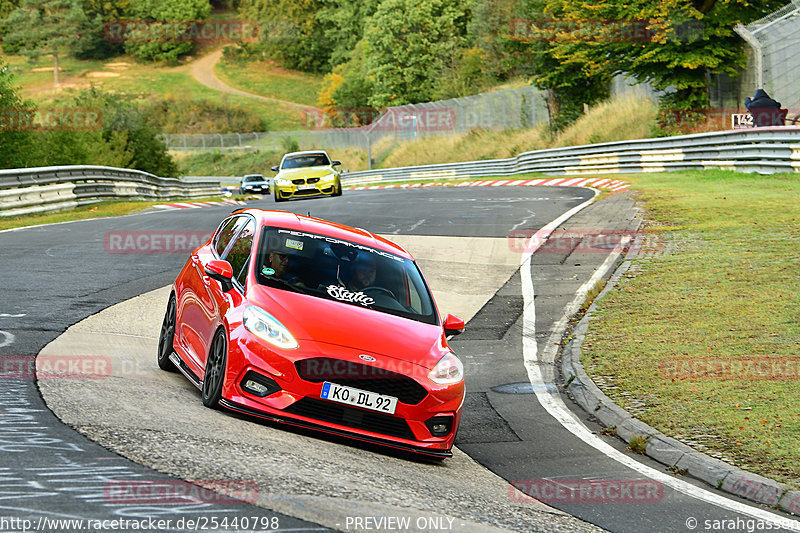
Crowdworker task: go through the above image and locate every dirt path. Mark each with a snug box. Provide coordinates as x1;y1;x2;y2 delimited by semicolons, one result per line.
189;49;320;112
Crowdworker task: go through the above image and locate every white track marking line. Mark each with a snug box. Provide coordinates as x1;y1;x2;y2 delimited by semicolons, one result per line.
0;330;15;348
520;195;800;527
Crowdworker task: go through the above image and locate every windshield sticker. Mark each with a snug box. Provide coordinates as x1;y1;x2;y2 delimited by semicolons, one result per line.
277;229;403;262
285;238;304;251
326;285;375;307
261;267;275;276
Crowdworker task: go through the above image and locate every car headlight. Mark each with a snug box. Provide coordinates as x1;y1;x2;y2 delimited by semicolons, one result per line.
320;173;336;181
275;178;291;186
428;351;464;385
243;306;298;349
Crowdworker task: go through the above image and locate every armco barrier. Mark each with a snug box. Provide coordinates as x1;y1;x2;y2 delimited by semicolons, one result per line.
0;166;221;217
341;127;800;184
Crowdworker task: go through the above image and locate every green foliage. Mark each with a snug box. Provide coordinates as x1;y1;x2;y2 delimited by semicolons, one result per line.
364;0;471;106
140;94;268;133
239;0;332;73
280;135;299;153
502;0;611;130
329;40;374;110
0;0;20;19
123;0;212;63
3;0;88;85
78;90;179;177
0;61;33;169
317;0;380;68
535;0;786;112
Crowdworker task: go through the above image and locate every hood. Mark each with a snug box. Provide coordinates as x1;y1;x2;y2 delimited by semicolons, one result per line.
277;167;336;180
247;284;445;369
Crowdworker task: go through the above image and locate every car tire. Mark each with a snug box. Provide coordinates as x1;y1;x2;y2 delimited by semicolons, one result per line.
157;295;177;372
202;329;227;408
333;181;343;197
274;192;285;203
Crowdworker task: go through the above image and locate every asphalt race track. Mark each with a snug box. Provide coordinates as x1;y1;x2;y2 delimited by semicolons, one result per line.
1;186;798;532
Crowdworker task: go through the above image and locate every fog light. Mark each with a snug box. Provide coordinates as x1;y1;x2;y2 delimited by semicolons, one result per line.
425;415;453;437
241;371;281;397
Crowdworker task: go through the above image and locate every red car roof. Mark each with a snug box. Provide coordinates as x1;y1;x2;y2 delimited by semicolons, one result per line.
236;209;414;260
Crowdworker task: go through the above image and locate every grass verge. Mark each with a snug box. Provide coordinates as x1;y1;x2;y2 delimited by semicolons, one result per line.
0;197;227;232
214;58;324;108
376;95;658;169
582;169;800;488
175;148;370;177
3;53;308;131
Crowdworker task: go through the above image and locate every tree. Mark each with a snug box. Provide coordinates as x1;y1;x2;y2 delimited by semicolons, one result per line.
317;0;380;68
0;0;20;19
501;0;611;130
124;0;211;63
364;0;471;106
239;0;332;73
0;61;32;169
537;0;786;113
3;0;88;86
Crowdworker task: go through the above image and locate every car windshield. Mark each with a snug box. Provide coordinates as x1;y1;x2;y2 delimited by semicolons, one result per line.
243;175;263;182
255;227;437;325
281;154;330;169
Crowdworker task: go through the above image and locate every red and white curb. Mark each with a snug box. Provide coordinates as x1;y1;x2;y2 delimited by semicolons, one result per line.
153;199;247;210
346;177;629;192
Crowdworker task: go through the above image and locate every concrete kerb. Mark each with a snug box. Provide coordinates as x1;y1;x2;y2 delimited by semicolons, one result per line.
558;219;798;515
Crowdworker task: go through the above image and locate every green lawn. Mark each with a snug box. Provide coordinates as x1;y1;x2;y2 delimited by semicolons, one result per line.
582;170;800;488
3;54;308;130
0;196;229;232
214;58;324;108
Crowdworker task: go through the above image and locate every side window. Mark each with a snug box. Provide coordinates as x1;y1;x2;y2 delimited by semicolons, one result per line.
223;219;256;288
213;216;247;257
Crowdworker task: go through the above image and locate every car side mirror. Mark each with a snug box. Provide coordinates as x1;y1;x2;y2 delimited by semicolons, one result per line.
443;314;465;336
331;160;341;166
204;260;234;292
271;165;279;172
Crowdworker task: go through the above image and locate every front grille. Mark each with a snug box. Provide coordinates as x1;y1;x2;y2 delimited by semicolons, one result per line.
296;357;428;404
307;177;320;184
284;398;415;440
292;178;305;185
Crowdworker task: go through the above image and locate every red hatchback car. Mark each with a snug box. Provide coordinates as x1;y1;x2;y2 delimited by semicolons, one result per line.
158;209;466;458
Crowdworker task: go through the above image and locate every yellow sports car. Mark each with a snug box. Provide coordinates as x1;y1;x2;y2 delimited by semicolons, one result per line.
271;150;343;202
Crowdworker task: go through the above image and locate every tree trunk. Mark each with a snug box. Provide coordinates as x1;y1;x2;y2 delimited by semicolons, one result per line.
53;48;59;87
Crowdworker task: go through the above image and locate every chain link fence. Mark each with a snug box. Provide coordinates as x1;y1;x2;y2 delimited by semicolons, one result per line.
162;86;549;165
736;1;800;117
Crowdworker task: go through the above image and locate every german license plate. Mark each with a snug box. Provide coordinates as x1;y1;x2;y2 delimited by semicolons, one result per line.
320;382;398;414
297;184;316;190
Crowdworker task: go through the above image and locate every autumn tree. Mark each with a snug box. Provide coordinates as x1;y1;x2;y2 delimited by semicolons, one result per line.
364;0;470;106
537;0;786;112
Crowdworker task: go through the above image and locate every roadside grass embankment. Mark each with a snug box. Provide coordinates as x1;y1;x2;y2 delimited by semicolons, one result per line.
581;169;800;488
3;53;310;131
0;196;229;232
174;148;370;177
376;95;659;168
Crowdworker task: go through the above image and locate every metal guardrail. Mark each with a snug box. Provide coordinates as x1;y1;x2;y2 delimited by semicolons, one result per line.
0;165;221;217
341;127;800;184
